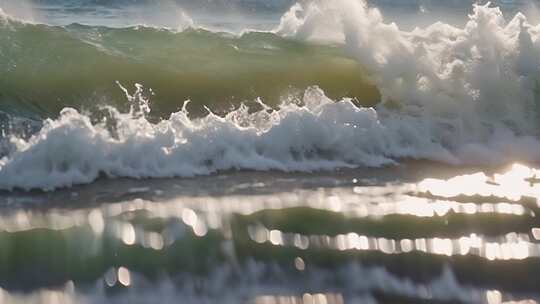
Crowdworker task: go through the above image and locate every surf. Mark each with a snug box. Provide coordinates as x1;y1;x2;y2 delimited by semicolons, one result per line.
2;0;540;190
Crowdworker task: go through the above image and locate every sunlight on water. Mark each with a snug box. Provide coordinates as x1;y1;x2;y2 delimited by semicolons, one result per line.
0;163;539;303
254;293;346;304
247;225;540;260
2;164;538;234
417;164;540;202
0;164;539;252
117;267;131;287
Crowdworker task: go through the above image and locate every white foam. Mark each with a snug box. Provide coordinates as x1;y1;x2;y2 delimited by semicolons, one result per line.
123;2;195;31
2;1;540;190
0;7;9;23
0;85;451;190
0;1;37;24
279;0;540;155
276;1;540;142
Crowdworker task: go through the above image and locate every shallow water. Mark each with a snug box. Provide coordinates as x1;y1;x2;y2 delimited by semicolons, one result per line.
1;162;540;303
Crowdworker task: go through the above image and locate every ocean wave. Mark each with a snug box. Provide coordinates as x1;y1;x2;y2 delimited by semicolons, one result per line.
1;83;540;191
277;0;540;139
1;1;540;190
0;17;378;117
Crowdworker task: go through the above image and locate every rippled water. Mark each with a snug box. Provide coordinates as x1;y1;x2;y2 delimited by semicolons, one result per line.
0;162;539;303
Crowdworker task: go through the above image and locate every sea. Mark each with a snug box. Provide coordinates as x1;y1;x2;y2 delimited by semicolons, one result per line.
0;0;540;303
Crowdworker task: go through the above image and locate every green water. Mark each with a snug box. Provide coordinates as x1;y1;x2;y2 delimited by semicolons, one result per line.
0;163;539;303
0;20;379;118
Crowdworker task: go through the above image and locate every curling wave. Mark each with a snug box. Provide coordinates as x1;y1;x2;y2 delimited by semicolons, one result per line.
0;13;378;117
2;1;540;190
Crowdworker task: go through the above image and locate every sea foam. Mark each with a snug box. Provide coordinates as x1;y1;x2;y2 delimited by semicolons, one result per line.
2;1;540;190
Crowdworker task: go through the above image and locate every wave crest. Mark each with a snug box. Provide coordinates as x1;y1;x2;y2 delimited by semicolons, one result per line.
278;1;540;134
2;83;540;191
3;1;540;190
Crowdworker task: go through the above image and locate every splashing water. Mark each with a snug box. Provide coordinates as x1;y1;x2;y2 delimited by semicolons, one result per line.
1;1;540;190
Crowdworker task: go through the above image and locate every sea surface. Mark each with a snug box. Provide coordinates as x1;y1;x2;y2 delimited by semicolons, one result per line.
1;0;540;303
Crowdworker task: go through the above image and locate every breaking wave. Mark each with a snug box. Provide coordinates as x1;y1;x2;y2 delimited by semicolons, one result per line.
2;0;540;190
